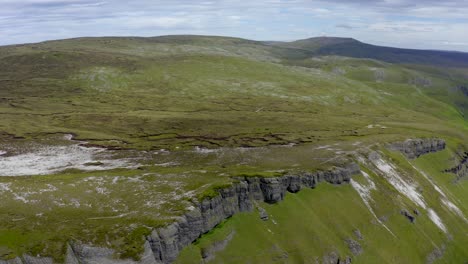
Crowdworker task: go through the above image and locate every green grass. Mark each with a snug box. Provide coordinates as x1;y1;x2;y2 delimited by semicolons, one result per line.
177;146;468;263
0;35;467;262
0;166;229;260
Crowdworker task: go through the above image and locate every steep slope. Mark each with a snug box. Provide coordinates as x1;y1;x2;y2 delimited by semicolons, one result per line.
177;140;468;263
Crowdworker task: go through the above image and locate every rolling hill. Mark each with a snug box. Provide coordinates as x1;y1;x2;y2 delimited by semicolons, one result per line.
269;36;468;67
0;35;467;264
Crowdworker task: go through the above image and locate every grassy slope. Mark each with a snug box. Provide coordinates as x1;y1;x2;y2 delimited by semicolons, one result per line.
0;35;467;261
177;145;468;263
271;37;468;67
1;36;466;150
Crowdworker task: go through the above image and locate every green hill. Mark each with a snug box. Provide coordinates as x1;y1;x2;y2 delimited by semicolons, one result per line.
0;35;467;263
269;36;468;67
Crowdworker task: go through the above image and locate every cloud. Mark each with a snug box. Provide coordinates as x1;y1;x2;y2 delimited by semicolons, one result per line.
443;41;468;46
335;24;359;30
368;22;443;33
123;16;193;29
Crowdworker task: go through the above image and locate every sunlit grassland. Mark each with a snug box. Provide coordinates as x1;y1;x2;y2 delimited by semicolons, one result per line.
0;36;467;261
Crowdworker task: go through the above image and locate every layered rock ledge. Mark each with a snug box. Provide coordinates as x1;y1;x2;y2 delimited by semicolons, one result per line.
1;163;360;264
444;151;468;182
148;163;360;264
2;137;451;264
388;138;446;159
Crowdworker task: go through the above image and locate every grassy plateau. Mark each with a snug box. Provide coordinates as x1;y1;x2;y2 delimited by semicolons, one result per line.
0;35;467;263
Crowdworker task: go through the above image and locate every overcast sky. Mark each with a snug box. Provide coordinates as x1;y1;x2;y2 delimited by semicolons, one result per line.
1;0;468;51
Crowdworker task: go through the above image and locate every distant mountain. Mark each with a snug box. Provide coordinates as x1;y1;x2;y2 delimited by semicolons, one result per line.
268;37;468;67
272;37;358;51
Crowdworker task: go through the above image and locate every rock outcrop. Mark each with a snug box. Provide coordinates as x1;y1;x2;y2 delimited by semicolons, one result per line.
0;256;54;264
147;163;360;264
200;231;235;262
353;229;363;240
444;151;468;182
1;163;360;264
321;252;352;264
258;206;269;221
388;138;446;159
23;256;54;264
400;209;416;223
426;244;446;264
0;258;24;264
458;85;468;97
344;238;362;256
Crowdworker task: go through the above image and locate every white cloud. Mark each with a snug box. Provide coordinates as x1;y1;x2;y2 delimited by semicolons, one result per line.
368;21;443;33
124;16;192;29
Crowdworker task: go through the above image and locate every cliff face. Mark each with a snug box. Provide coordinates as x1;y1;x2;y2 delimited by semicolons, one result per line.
3;137;458;263
444;151;468;182
1;138;453;264
388;138;446;159
148;163;360;264
0;163;360;264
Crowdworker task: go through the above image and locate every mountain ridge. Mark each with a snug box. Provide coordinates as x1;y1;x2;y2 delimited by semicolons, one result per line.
3;35;468;55
3;35;467;67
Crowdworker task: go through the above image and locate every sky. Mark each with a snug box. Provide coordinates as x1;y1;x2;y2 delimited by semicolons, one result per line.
1;0;468;51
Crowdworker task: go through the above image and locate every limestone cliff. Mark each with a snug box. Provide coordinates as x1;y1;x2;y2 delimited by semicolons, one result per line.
4;138;451;264
388;138;446;159
0;163;360;264
444;151;468;182
147;163;360;264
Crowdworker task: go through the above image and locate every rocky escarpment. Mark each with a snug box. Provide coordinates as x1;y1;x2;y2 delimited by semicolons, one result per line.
458;85;468;97
147;163;360;264
388;138;446;159
444;151;468;182
0;163;360;264
0;137;449;264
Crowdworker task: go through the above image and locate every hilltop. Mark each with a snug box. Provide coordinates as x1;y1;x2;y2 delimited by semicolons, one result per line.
268;36;468;67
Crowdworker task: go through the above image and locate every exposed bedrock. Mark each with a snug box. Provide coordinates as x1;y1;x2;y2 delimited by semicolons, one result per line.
200;231;235;262
0;258;24;264
400;209;417;223
0;256;54;264
444;151;468;182
458;85;468;97
147;163;360;264
1;163;359;264
388;138;446;159
4;136;451;264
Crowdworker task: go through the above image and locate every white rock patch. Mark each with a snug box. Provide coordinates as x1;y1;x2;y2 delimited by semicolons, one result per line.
193;146;220;154
428;209;447;233
63;134;74;141
111;176;120;184
410;163;468;223
0;182;11;193
13;193;36;204
371;157;448;233
155;162;179;167
441;199;467;222
0;144;137;176
351;171;395;236
372;158;426;208
315;145;331;150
